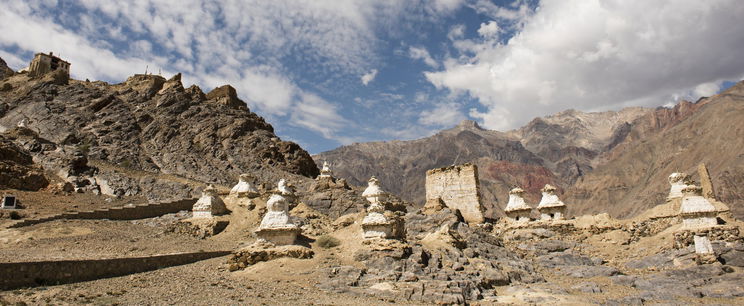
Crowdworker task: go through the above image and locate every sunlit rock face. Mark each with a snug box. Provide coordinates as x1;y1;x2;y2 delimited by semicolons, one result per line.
192;184;227;218
537;184;566;221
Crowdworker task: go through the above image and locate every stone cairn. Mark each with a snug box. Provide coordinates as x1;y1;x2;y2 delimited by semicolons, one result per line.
667;172;694;201
504;187;532;223
537;184;566;221
679;185;718;257
192;184;228;218
255;181;301;246
361;176;400;239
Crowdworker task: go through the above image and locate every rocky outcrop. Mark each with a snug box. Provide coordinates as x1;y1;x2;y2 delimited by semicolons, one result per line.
0;133;48;190
0;57;14;80
0;71;319;193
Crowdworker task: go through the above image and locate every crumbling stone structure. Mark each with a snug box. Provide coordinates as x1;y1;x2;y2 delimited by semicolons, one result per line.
698;163;717;200
678;185;719;257
28;52;70;78
255;182;301;245
537;184;566;221
425;163;485;224
192;185;227;218
361;177;402;239
504;187;532;223
206;85;246;110
667;172;694;201
679;186;718;229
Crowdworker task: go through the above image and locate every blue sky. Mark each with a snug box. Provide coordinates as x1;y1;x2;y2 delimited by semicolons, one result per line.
2;0;744;154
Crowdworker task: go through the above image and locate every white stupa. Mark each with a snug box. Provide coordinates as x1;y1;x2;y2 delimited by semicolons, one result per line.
504;187;532;222
230;174;259;198
255;181;301;245
361;176;396;239
679;185;718;229
192;184;228;218
668;172;694;201
318;161;333;178
537;184;566;221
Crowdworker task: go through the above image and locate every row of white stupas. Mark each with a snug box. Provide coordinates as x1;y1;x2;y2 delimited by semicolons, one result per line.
503;184;567;223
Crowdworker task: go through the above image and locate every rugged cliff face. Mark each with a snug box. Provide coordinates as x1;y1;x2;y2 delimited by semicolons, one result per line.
0;61;318;198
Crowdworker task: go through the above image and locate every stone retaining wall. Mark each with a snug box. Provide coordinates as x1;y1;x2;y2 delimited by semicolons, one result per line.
0;250;230;289
7;199;196;228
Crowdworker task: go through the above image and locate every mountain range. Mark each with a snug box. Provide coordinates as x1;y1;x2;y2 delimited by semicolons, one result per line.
315;82;744;219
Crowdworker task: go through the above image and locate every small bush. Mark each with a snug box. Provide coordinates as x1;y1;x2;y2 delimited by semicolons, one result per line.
316;235;341;248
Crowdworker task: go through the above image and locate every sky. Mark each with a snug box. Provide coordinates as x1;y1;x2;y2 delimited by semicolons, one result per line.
2;0;744;154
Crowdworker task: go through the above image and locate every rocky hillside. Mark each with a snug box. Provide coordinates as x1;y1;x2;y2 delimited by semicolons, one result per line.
566;82;744;219
0;57;318;200
317;82;744;220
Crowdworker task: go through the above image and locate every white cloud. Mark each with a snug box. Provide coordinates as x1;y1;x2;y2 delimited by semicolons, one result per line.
477;21;501;39
409;46;439;68
428;0;744;130
290;92;351;140
361;69;378;86
418;102;466;127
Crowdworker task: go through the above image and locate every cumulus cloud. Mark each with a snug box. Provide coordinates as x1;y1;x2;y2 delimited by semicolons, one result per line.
427;0;744;130
361;69;378;86
477;21;501;39
418;102;466;127
409;46;439;68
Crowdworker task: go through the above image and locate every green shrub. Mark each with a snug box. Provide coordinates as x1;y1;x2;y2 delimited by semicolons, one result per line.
316;235;341;248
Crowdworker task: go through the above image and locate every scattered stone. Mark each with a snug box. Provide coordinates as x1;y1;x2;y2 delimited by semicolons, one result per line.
227;242;314;271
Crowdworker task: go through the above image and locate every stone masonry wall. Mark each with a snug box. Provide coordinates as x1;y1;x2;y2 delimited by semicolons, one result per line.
8;199;196;228
0;251;230;289
425;163;485;224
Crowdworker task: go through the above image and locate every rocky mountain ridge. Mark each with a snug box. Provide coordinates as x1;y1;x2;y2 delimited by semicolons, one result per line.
0;57;318;201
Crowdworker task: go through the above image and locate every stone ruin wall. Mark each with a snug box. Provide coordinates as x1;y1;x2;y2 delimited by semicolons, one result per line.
0;251;230;290
425;163;485;224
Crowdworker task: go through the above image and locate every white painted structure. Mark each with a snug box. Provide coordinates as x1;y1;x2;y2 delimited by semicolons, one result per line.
192;185;227;218
537;184;566;221
504;187;532;222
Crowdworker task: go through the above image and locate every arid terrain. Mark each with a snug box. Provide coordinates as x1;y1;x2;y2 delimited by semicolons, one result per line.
2;56;744;305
